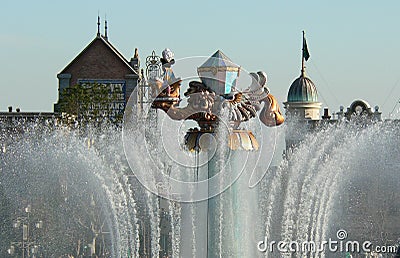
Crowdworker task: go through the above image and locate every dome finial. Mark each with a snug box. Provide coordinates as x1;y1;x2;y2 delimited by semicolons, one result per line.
301;30;310;77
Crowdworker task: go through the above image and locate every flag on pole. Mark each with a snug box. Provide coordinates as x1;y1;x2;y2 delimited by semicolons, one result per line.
303;32;310;61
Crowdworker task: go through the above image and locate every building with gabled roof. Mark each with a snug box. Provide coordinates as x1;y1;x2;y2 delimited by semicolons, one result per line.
54;17;140;113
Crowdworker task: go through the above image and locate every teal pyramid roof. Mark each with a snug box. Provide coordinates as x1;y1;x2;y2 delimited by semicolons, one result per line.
199;50;239;68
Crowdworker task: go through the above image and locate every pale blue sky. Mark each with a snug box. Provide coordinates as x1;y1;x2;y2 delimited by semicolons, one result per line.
2;1;400;117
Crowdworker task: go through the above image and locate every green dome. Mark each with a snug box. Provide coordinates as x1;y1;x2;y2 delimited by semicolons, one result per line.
287;75;318;102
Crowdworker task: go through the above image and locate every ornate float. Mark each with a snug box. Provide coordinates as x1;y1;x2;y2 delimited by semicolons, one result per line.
146;49;284;151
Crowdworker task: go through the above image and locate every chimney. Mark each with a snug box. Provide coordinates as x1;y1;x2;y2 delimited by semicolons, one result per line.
130;48;140;73
322;107;331;120
8;106;12;112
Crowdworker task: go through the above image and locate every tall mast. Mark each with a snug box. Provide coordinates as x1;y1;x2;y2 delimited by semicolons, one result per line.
104;14;108;40
97;15;101;37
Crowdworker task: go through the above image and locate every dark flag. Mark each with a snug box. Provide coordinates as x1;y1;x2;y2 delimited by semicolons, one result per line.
303;32;310;61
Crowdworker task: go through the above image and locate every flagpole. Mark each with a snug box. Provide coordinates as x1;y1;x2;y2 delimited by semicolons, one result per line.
301;30;305;76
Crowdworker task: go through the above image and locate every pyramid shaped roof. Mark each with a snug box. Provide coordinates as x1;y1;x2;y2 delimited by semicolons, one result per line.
199;50;239;68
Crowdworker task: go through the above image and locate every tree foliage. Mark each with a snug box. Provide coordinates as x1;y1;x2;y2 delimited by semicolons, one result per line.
59;83;125;125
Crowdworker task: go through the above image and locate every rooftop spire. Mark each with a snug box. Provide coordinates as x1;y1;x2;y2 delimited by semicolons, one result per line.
301;30;310;77
97;15;101;37
104;14;108;40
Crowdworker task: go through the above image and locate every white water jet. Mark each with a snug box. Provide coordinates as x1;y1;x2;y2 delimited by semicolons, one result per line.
3;114;399;258
0;123;139;257
260;121;400;257
168;199;181;258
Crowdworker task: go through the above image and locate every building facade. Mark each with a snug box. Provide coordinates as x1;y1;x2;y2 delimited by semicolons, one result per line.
282;34;398;250
54;18;140;118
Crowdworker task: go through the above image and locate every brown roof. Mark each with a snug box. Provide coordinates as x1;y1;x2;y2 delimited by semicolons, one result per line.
59;35;137;75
